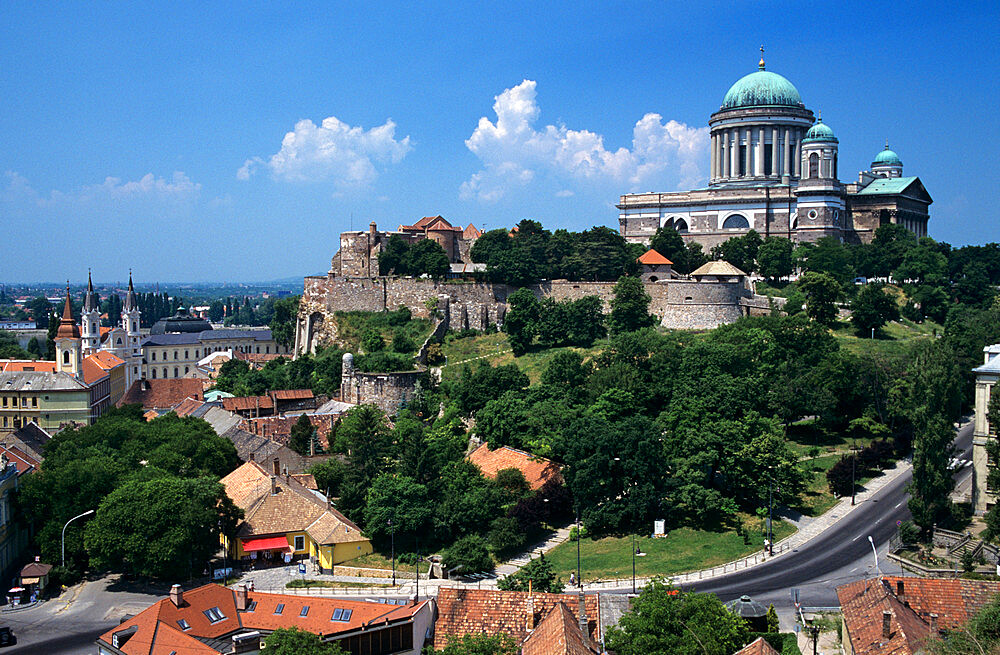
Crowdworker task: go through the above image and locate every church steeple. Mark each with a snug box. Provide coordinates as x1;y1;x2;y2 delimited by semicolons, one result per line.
56;283;81;340
124;270;137;311
82;270;101;355
83;269;97;312
55;283;82;378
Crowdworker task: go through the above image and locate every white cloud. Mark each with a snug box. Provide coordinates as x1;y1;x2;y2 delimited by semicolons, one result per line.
240;115;412;188
3;171;201;206
555;189;574;197
461;80;709;202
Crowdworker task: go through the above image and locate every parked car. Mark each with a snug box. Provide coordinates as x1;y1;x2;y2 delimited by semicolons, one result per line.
0;627;16;646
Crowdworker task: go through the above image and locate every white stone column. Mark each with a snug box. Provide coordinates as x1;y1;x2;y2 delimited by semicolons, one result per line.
710;134;717;181
722;131;730;180
771;127;779;177
754;127;764;176
744;130;751;178
794;132;801;177
729;129;737;178
783;128;791;176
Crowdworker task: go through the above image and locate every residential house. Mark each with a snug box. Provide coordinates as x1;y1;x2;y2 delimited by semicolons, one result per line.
95;582;434;655
117;378;205;414
433;588;602;651
0;371;92;434
0;449;36;584
201;407;306;473
222;389;317;419
837;576;1000;655
82;351;127;416
2;422;52;461
467;443;563;491
220;461;371;571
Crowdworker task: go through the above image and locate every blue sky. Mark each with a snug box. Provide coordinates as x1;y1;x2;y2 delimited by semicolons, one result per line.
2;1;997;282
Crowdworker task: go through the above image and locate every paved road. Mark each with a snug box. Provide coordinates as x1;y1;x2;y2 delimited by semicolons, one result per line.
668;422;974;615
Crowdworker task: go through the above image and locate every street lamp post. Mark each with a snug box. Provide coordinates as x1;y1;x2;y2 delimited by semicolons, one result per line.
851;436;858;506
576;507;582;589
62;509;95;569
767;476;774;555
388;519;395;586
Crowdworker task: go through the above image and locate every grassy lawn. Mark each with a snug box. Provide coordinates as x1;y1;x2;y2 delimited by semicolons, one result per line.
545;522;795;583
332;310;432;355
349;552;398;570
440;332;608;384
796;454;841;516
832;318;939;359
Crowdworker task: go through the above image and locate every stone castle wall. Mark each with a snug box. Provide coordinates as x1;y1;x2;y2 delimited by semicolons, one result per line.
295;274;768;355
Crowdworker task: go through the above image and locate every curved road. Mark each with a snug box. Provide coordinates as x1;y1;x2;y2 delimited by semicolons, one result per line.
673;422;973;610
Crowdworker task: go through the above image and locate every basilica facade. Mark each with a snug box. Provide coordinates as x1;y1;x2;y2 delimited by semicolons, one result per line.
618;54;932;250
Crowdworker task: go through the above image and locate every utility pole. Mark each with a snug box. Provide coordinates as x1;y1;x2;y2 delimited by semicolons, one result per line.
576;507;582;589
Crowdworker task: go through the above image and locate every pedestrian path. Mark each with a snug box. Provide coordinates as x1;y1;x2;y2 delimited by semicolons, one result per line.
495;525;573;576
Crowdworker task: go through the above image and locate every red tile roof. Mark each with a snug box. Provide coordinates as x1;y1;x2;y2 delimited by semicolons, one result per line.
522;602;601;655
399;215;462;232
837;577;1000;655
172;396;207;417
0;360;57;372
434;588;600;649
223;395;274;412
95;583;431;655
463;224;482;239
87;350;126;370
0;445;39;476
734;636;781;655
269;389;314;401
80;358;108;386
118;378;205;410
637;248;673;266
467;443;562;490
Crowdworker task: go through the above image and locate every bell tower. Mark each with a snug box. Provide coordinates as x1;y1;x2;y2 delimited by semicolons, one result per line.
55;283;82;378
81;270;101;355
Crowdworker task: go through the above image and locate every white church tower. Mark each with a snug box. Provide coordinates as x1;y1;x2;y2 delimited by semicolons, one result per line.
81;270;101;355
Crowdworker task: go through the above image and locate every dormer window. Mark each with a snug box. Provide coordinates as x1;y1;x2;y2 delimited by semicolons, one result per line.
203;607;226;623
177;619;190;630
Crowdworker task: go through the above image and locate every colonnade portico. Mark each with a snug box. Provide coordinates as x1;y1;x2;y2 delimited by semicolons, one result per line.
709;125;804;183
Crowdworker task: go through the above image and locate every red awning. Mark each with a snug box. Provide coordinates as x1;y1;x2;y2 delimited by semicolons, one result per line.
241;536;291;552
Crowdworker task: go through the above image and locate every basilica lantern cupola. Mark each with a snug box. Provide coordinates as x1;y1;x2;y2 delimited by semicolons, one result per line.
871;142;903;178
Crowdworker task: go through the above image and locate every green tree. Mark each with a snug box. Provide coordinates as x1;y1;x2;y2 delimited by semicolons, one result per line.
207;299;225;323
434;633;519;655
756;237;794;282
269;295;300;348
442;534;494;575
711;231;762;273
405;238;451;277
541;350;589;392
288;413;321;456
797;272;843;325
335;404;392;520
608;276;655;335
503;288;539;355
85;476;242;579
908;414;956;532
983;389;1000;540
25;336;42;358
766;604;779;633
28;296;53;328
362;474;433;550
605;578;750;655
469;228;511;264
262;627;346;654
649;226;686;266
361;329;386;353
496;554;563;593
378;234;411;275
0;331;29;359
850;283;900;336
308;457;346;498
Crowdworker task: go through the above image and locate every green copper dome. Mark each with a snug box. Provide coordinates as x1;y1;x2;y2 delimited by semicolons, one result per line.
802;119;837;143
873;145;902;166
721;70;803;110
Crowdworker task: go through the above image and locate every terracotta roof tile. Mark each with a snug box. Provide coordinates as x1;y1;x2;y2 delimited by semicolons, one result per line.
118;378;204;410
433;588;600;649
637;248;673;266
0;360;57;373
467;443;562;490
836;576;1000;655
173;397;207;417
240;591;429;636
222;395;274;412
734;636;782;655
0;445;39;476
269;389;314;401
522;602;601;655
87;350;126;370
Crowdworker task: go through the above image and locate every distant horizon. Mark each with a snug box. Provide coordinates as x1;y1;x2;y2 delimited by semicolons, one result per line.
3;2;996;281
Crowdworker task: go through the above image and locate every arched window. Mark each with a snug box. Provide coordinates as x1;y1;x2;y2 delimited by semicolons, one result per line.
162;367;167;378
116;338;123;345
151;368;156;379
673;218;688;232
62;350;70;364
722;214;750;230
808;153;819;179
174;367;179;377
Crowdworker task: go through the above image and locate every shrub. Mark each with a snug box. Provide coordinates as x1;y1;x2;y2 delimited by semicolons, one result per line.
361;329;385;353
898;520;920;544
391;331;416;354
826;456;856;497
354;351;414;372
443;535;494;575
487;516;527;557
569;524;588;541
425;342;445;365
387;306;411;326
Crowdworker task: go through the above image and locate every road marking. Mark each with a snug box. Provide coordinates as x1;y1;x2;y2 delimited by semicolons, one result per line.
894;502;903;508
853;535;862;541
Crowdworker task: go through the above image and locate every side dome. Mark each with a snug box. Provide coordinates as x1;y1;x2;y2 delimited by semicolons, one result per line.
802;119;837;143
873;145;902;166
721;70;803;109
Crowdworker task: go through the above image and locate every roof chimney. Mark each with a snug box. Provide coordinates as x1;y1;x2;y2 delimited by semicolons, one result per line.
929;613;938;631
270;475;277;495
526;595;535;632
248;452;254;462
169;584;184;607
232;631;262;655
577;591;588;638
272;457;280;476
882;610;892;639
896;579;904;603
236;583;248;611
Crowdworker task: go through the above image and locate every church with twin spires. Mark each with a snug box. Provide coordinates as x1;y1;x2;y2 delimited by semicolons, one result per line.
618;50;932;250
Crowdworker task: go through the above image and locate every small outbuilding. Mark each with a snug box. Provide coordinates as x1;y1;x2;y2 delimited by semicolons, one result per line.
20;557;53;594
636;249;673;282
